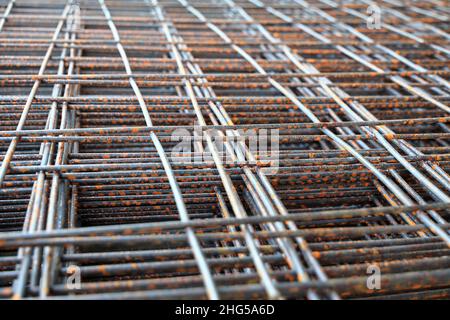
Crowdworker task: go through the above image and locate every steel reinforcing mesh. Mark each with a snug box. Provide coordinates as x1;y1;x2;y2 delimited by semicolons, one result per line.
0;0;449;300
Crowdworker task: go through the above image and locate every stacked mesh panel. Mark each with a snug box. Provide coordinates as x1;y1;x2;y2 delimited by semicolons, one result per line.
0;0;449;300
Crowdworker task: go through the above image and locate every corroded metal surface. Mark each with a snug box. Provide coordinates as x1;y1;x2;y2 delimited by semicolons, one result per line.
0;0;449;300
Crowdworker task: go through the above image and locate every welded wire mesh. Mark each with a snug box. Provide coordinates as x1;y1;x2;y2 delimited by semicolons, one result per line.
0;0;449;300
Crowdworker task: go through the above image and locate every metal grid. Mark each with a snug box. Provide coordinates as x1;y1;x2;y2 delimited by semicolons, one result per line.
0;0;449;300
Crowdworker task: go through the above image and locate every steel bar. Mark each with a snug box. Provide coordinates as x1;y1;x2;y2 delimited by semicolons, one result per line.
0;0;449;300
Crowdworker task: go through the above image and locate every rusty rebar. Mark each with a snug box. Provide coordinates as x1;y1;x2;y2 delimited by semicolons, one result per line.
0;0;449;300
